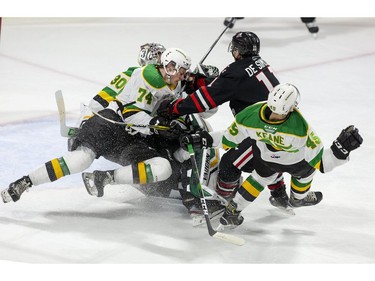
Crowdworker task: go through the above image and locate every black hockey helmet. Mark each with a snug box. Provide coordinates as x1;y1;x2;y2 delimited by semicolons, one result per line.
229;31;260;57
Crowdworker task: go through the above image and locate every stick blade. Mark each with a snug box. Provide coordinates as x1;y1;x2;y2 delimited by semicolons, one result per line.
212;231;246;246
54;90;69;137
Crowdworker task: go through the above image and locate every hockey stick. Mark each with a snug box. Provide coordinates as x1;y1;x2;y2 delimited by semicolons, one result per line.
187;144;245;246
185;17;236;87
198;17;236;65
55;90;172;137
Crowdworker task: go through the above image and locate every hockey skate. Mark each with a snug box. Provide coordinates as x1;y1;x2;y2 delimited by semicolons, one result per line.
1;176;32;203
183;186;226;227
82;170;114;197
190;199;226;227
289;191;323;208
223;17;244;28
216;200;244;231
306;22;319;34
269;185;295;215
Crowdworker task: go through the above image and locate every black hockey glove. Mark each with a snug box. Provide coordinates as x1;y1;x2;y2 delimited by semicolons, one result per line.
157;99;178;119
149;116;185;140
179;130;213;150
331;125;363;160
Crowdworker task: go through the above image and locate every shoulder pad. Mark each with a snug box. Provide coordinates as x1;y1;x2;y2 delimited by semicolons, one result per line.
142;65;166;89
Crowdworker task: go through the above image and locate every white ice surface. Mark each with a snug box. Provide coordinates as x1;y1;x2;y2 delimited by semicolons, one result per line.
0;17;374;278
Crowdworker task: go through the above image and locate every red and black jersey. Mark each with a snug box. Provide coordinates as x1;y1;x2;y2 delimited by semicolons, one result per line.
171;56;279;116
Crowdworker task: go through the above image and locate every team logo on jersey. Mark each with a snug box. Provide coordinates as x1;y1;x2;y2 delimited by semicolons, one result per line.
264;125;277;134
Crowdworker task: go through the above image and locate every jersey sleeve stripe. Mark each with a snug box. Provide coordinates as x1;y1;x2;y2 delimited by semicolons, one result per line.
191;93;204;112
201;86;217;108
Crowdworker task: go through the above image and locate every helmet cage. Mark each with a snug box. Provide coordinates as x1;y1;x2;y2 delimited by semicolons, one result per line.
160;48;192;79
138;43;166;66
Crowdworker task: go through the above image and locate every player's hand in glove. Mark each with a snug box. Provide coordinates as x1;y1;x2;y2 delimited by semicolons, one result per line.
192;64;220;78
149;116;186;140
157;99;180;119
179;130;214;150
331;125;363;160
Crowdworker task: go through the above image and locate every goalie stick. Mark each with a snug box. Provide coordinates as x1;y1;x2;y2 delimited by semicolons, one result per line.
55;90;78;137
187;144;245;246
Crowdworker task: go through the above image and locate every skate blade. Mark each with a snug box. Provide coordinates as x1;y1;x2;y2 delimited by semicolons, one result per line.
271;204;296;215
1;190;12;203
277;207;296;216
81;173;98;196
269;197;296;215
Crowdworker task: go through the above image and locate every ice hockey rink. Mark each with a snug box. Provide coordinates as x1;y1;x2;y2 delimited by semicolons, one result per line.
0;13;374;279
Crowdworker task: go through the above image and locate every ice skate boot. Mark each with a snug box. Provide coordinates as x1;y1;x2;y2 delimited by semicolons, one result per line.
183;188;226;226
217;200;244;231
306;21;319;35
188;198;225;215
190;198;226;227
269;184;295;215
82;170;114;197
1;176;32;203
289;191;323;208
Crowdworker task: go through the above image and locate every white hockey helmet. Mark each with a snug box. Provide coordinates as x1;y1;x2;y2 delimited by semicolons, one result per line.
160;47;192;75
267;83;301;115
138;43;166;66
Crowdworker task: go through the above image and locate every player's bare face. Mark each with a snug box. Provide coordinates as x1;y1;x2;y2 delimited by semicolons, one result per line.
170;68;188;84
228;42;241;61
164;62;189;85
231;49;241;61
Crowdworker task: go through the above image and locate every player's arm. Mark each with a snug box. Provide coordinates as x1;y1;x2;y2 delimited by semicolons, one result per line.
89;67;138;111
307;125;363;173
158;72;237;117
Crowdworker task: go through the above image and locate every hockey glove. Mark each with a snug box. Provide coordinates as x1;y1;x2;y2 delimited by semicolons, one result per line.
193;64;220;78
180;130;213;150
331;125;363;160
149;116;185;140
157;99;179;119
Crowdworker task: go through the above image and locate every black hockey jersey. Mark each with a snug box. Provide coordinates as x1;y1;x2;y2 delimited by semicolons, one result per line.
170;55;279;116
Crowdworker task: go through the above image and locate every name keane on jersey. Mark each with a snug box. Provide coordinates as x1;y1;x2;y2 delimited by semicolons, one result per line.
255;131;297;152
256;131;285;147
244;58;269;77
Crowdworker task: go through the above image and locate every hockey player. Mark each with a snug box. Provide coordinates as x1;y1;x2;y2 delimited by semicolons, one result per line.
67;42;166;151
207;83;362;229
71;43;166;130
222;17;319;36
157;31;290;210
88;43;166;112
73;42;222;214
81;48;224;215
0;47;193;204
